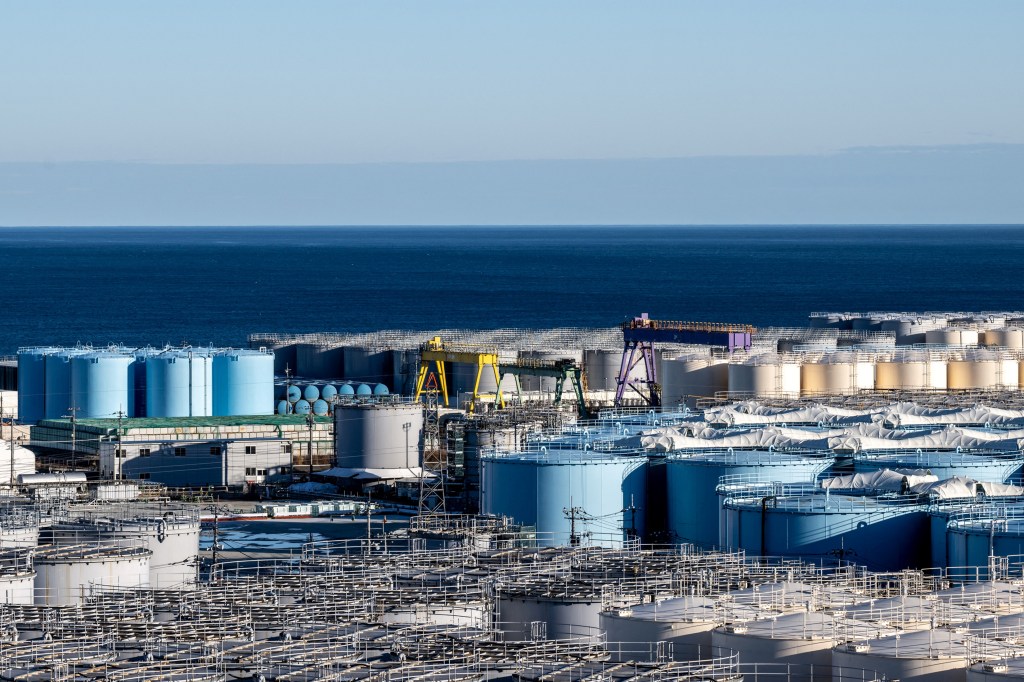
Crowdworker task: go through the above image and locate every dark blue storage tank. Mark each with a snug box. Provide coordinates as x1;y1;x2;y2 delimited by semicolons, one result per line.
44;349;90;419
16;347;59;423
72;351;135;418
212;349;274;416
946;508;1024;570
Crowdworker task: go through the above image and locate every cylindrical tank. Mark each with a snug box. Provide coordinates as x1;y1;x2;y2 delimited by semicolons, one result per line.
343;346;391;384
33;543;152;606
312;399;329;415
832;629;974;682
294;399;311;415
129;350;151;418
777;337;838;353
481;450;648;547
600;596;723;659
519;351;585;392
666;451;832;547
16;347;59;423
711;612;842;679
295;343;344;378
303;384;320;402
463;421;537;513
853;451;1024;483
875;355;947;390
496;589;605;641
146;350;213;417
661;356;729;408
947;356;1017;390
583;348;658;393
728;357;801;397
0;517;40;549
800;356;875;396
334;403;424;469
947;516;1024;569
212;349;274;416
44;348;89;420
981;328;1024;349
926;328;980;346
0;548;35;604
71;351;135;419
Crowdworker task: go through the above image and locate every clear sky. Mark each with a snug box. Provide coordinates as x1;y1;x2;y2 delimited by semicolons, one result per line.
1;2;1022;224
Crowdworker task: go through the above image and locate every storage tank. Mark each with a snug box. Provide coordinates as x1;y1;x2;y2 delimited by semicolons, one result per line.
343;346;391;384
722;490;931;570
0;548;35;604
277;400;291;415
129;349;151;417
16;347;59;423
496;583;606;641
926;328;980;347
728;356;801;398
600;596;727;658
0;516;39;548
71;351;134;419
334;403;424;469
777;337;838;353
853;451;1024;484
947;353;1018;390
146;349;213;417
33;542;151;606
711;611;847;680
875;354;947;391
583;348;658;393
946;514;1024;570
43;348;89;419
480;449;648;547
519;350;585;392
981;328;1024;349
312;399;329;415
832;629;977;682
463;420;538;513
212;349;274;416
303;384;320;402
661;356;729;408
800;355;875;396
295;343;344;378
321;384;338;403
294;399;311;414
666;451;832;547
285;384;302;403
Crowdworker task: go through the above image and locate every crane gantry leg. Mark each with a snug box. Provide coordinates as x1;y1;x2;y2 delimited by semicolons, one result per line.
415;359;449;406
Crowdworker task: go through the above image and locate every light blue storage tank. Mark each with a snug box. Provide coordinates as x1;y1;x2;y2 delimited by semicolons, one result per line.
666;450;833;548
356;383;373;396
373;383;389;396
338;383;355;396
481;449;648;547
286;385;302;403
146;350;213;417
213;349;274;416
312;399;329;415
321;385;338;403
722;489;930;570
277;400;291;415
17;347;59;423
44;349;89;419
294;399;311;414
854;450;1024;484
72;351;134;418
303;384;320;402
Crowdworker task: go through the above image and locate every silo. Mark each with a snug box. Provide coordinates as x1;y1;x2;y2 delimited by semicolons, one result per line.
0;548;35;605
295;343;344;378
722;492;930;570
33;542;151;606
729;357;801;397
800;355;875;396
71;351;134;419
480;449;648;546
666;451;832;547
43;348;89;419
342;346;391;384
981;328;1024;349
875;353;947;390
212;349;274;416
519;350;585;392
334;403;423;469
661;356;729;408
16;347;58;423
146;349;213;418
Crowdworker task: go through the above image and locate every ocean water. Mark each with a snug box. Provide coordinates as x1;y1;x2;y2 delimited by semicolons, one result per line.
1;225;1023;354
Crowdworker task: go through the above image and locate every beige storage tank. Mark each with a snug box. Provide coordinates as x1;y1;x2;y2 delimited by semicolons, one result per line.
981;328;1024;349
925;328;980;346
947;352;1019;390
800;355;875;395
661;356;729;407
729;356;801;398
875;354;947;390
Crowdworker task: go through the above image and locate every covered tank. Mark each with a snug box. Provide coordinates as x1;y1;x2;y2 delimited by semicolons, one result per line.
666;450;832;547
16;346;59;423
661;355;729;408
334;403;424;469
853;451;1024;483
71;351;135;419
212;349;274;416
146;349;213;417
480;449;648;547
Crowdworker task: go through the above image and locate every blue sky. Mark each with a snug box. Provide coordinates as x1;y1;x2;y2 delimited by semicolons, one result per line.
1;2;1022;223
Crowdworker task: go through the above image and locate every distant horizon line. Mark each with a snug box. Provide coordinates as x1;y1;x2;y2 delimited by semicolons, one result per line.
3;223;1024;229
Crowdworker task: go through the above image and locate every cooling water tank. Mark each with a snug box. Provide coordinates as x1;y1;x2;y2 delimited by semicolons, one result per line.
71;351;135;418
334;403;423;469
481;450;648;547
661;356;729;408
212;349;274;416
146;350;213;417
17;347;59;423
666;451;832;548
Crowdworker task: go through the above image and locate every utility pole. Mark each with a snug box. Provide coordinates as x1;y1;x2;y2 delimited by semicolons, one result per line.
305;411;315;478
115;409;125;481
626;495;639;540
64;403;80;472
563;499;586;547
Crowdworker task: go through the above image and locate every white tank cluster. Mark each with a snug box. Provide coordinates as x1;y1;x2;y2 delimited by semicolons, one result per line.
17;345;275;421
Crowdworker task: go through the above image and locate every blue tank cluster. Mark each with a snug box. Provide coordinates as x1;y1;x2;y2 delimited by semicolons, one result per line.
16;346;275;421
273;380;389;415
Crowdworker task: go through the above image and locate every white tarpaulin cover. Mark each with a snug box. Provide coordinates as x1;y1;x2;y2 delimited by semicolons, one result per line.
908;476;978;499
882;403;1024;428
615;426;838;453
977;481;1024;497
820;468;937;491
835;426;1024;453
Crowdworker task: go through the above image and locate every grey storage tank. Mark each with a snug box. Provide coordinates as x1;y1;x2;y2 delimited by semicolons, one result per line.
334;403;423;469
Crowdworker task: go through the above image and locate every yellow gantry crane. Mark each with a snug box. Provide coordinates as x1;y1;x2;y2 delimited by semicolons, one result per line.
414;337;506;413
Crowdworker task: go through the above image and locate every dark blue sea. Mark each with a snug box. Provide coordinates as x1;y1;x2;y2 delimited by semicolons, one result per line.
2;225;1023;355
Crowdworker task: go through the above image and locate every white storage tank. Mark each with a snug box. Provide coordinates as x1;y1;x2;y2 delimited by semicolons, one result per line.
0;516;40;548
0;548;35;604
496;583;606;641
728;356;801;398
875;353;947;391
334;403;423;469
925;328;980;347
661;355;729;408
33;541;151;606
831;629;977;682
711;611;848;680
981;328;1024;349
600;596;729;659
947;352;1018;390
800;354;875;396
